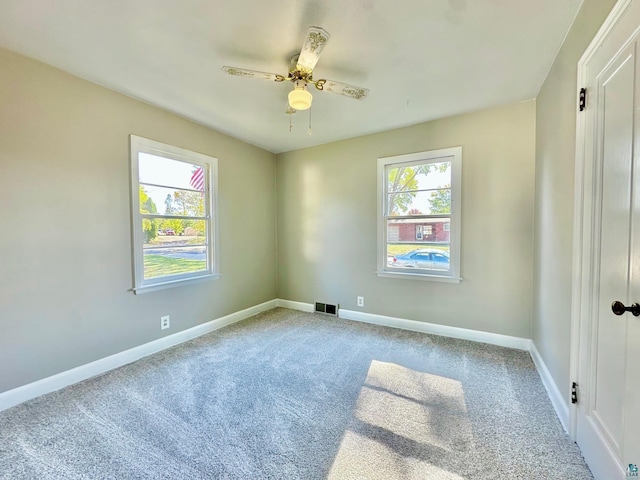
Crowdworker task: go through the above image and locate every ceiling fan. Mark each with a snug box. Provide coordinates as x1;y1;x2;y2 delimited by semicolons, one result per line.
222;27;369;114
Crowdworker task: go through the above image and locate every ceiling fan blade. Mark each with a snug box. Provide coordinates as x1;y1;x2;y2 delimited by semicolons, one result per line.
296;27;331;74
222;66;286;82
315;79;369;100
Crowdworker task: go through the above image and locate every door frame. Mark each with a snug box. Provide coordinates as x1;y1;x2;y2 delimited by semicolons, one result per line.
570;0;636;474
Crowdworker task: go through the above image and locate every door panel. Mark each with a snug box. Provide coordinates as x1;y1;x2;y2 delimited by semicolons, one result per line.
624;31;640;466
593;48;634;455
575;1;640;477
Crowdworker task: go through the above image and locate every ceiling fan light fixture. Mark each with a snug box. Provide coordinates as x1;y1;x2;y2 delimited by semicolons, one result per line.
223;26;369;122
288;81;312;110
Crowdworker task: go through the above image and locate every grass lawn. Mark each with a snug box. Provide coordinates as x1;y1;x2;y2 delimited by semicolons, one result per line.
144;255;206;278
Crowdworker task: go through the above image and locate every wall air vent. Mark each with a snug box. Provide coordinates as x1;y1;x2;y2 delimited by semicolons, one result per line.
314;302;339;317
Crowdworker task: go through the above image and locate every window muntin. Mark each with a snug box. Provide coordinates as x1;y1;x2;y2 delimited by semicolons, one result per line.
130;135;219;293
377;147;461;281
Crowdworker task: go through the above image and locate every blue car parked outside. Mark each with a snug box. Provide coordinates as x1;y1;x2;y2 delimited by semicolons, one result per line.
390;249;450;270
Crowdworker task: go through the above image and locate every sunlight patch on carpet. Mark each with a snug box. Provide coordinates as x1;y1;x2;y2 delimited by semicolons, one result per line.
328;360;472;479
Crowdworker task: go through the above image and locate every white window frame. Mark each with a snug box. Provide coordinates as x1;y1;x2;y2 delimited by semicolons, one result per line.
130;135;220;294
376;146;462;282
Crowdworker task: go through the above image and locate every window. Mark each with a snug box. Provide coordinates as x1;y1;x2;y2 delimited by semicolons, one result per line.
130;135;219;294
377;146;461;282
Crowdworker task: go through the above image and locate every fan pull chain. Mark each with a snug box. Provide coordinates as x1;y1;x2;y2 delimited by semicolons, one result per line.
289;112;293;133
308;106;312;135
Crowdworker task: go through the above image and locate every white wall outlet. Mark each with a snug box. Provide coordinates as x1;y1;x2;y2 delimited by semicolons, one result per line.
357;296;364;307
160;315;170;330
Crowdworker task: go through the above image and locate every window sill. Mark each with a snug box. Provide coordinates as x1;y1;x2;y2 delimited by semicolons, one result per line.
376;270;462;283
132;273;221;295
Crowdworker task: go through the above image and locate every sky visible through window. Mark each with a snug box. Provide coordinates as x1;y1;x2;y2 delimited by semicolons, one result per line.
388;162;451;215
139;153;202;212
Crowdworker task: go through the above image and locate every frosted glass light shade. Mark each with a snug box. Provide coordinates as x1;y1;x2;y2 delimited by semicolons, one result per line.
288;86;312;110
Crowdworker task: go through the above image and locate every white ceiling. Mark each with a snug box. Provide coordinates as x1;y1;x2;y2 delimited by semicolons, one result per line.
0;0;582;154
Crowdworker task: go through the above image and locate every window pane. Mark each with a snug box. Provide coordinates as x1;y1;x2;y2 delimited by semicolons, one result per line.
378;146;460;280
386;218;450;246
386;242;450;272
143;246;207;279
387;161;450;193
131;135;218;292
140;184;205;217
139;153;204;190
387;189;451;215
141;219;206;245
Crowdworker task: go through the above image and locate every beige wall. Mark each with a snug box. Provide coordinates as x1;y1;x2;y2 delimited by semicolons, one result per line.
0;48;277;394
277;100;536;338
532;0;616;396
2;0;620;399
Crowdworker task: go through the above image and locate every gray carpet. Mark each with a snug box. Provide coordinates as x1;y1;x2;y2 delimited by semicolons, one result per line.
0;307;592;479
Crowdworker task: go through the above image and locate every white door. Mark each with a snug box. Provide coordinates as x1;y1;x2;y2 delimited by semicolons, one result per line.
574;1;640;478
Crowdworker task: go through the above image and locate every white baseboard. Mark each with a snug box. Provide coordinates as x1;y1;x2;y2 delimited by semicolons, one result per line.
277;298;315;312
0;299;278;413
280;301;532;350
279;301;532;350
339;308;532;350
1;297;570;437
529;342;570;432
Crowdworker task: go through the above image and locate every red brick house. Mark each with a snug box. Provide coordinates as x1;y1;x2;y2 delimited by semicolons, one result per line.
388;218;450;244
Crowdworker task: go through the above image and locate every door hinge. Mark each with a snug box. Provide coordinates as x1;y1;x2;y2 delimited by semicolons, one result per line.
571;382;578;404
579;88;587;112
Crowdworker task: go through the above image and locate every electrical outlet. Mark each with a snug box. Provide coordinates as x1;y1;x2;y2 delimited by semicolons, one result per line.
160;315;170;330
357;296;364;307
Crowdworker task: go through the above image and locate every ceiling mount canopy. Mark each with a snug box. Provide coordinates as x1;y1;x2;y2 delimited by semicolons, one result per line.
222;26;369;117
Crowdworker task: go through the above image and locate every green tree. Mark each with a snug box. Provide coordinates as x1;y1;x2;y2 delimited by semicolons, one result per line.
158;218;184;235
429;187;451;214
387;166;422;215
139;186;158;242
164;194;175;215
173;190;204;217
388;163;451;215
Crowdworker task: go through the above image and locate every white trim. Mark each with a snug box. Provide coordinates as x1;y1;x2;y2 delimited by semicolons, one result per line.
376;146;462;282
530;342;570;432
571;0;636;439
0;297;566;435
576;0;634;66
129;135;220;294
276;298;315;312
279;299;530;350
132;273;221;294
339;308;531;350
0;299;277;413
570;1;638;477
375;271;462;283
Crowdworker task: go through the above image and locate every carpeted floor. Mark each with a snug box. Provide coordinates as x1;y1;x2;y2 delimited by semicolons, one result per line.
0;308;592;479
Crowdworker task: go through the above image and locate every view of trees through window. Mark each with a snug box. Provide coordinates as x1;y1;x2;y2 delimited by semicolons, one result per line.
385;161;452;270
140;186;206;242
138;153;208;279
387;162;451;216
